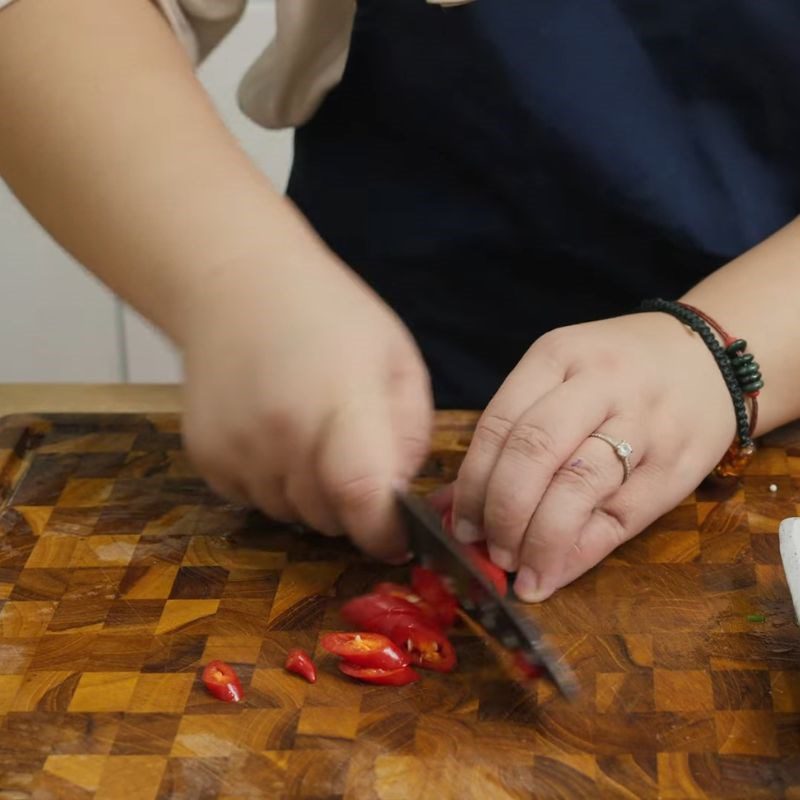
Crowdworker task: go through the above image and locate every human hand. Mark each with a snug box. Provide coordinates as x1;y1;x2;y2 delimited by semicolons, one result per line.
452;312;736;601
178;248;433;561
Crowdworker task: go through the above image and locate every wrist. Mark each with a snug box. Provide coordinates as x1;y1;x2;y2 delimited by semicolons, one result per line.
641;298;758;476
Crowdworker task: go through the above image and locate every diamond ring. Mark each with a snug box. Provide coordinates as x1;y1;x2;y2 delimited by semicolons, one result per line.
588;432;634;483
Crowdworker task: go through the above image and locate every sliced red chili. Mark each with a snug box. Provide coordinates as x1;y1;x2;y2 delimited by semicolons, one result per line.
202;660;243;703
338;661;420;686
340;593;437;635
373;582;440;626
464;541;509;597
512;650;544;681
284;648;317;683
439;501;509;597
320;631;410;670
410;567;458;628
441;506;454;535
389;618;458;673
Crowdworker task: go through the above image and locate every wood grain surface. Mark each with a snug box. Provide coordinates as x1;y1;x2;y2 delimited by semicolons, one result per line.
0;412;799;799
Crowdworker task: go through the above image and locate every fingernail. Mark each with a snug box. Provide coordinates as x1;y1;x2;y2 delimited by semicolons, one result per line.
384;550;414;566
391;478;410;493
454;519;482;544
514;566;553;603
488;544;516;572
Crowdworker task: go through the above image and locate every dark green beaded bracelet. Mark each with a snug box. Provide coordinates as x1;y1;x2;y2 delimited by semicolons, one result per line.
639;299;758;479
725;340;764;394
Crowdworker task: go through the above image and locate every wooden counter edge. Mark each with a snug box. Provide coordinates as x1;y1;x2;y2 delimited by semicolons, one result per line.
0;384;184;416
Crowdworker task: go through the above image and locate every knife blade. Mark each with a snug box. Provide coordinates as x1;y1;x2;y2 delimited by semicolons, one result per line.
396;490;578;699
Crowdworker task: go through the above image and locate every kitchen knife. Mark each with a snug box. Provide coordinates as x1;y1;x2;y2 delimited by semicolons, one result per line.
396;490;579;699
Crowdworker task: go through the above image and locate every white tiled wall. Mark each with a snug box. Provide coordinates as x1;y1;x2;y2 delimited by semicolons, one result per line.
0;0;293;383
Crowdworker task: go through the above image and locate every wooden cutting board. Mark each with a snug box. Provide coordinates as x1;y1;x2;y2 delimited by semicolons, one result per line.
0;412;799;800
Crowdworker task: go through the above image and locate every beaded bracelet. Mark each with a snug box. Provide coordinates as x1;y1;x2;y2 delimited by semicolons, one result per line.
676;301;763;436
639;298;763;478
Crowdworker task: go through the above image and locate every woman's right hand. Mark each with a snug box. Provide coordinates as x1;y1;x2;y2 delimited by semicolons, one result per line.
178;247;434;561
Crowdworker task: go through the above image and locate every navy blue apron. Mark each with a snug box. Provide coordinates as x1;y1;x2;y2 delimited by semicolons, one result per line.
287;0;800;409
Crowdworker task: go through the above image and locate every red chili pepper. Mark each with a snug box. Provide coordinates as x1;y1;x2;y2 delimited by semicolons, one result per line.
389;618;458;673
464;541;509;597
439;503;509;597
373;582;440;626
320;631;410;670
202;660;243;703
341;593;436;634
441;506;454;535
285;648;317;683
410;567;458;628
338;661;420;686
512;650;544;680
341;592;456;672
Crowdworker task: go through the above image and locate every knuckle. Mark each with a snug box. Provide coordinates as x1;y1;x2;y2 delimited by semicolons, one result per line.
530;326;573;364
182;425;216;475
399;432;431;473
591;348;626;375
326;472;384;513
595;505;630;549
505;422;558;465
255;405;296;440
485;491;531;538
473;412;515;452
552;457;604;497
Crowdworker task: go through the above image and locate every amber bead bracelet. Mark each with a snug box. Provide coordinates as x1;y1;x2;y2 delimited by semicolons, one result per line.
640;298;763;477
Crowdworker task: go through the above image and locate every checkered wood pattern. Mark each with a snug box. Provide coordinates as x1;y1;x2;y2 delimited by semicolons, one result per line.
0;412;799;799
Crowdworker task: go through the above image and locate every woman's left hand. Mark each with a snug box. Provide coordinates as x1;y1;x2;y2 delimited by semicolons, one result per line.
452;311;738;602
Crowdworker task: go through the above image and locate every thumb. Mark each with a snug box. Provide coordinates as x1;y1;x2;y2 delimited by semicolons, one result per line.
317;394;409;562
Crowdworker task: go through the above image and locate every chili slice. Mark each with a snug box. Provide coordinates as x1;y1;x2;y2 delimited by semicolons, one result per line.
202;660;243;703
410;567;458;628
464;541;509;597
320;632;410;670
512;650;543;681
373;582;440;626
338;661;420;686
439;502;509;597
389;618;458;673
340;593;436;634
285;648;317;683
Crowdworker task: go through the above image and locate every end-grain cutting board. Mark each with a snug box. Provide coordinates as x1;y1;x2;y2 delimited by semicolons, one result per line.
0;413;799;799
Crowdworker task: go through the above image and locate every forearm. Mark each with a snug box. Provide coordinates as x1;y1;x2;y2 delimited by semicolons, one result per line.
680;216;800;436
0;0;322;344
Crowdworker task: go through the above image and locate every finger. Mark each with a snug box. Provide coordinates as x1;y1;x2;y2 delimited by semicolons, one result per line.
246;474;299;524
480;375;615;571
545;460;683;593
285;459;343;537
453;358;563;544
426;482;454;514
204;475;250;507
388;359;435;485
318;396;408;562
513;420;643;601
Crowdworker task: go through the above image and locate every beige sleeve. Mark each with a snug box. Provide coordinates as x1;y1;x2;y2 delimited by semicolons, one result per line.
154;0;357;129
150;0;247;64
238;0;355;129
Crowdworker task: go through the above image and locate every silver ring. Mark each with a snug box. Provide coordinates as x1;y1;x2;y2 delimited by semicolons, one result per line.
588;432;634;483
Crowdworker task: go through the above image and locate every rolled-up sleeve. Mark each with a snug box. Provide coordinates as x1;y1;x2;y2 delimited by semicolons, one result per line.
150;0;246;63
0;0;245;64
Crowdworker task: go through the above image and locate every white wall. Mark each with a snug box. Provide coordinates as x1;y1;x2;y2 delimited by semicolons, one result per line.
0;0;293;383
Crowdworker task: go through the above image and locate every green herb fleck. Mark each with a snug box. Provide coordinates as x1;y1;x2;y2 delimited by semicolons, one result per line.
746;614;765;623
